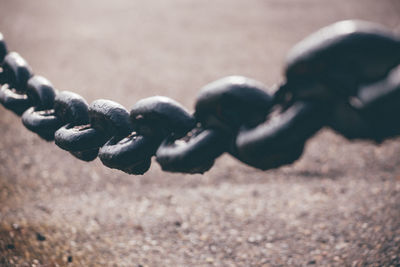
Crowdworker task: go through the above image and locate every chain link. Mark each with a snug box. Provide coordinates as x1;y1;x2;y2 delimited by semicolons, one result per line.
1;20;400;174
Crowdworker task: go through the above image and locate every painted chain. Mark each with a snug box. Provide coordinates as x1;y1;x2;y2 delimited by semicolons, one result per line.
1;20;400;175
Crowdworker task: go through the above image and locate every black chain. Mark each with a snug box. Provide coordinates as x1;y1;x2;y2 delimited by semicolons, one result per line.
1;20;400;175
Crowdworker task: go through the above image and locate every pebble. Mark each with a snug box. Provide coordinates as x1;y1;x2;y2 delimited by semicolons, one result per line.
36;232;46;241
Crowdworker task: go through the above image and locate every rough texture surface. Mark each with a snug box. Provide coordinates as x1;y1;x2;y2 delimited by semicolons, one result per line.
1;0;400;266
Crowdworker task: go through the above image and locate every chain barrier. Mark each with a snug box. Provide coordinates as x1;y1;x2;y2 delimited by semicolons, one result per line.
0;20;400;174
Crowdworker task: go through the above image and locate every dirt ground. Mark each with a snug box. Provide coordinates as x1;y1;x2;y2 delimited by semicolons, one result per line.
1;0;400;266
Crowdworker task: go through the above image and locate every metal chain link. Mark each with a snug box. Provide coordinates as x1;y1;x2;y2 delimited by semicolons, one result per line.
1;20;400;175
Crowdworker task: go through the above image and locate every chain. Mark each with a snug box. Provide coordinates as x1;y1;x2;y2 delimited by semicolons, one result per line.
1;20;400;175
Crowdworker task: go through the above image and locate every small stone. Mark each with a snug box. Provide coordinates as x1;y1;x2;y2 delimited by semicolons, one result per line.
36;232;46;241
265;242;273;249
200;234;208;241
12;223;20;230
206;257;214;263
134;225;144;231
6;244;15;250
248;234;262;244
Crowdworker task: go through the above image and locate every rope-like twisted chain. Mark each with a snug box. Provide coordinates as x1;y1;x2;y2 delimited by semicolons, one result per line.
1;20;400;174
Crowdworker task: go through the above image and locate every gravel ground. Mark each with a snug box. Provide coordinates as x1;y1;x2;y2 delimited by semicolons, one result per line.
1;0;400;266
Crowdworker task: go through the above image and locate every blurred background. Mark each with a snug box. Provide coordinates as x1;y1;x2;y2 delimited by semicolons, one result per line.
0;0;399;266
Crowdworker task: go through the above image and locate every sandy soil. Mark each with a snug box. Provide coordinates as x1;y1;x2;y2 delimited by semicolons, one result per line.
0;0;400;266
